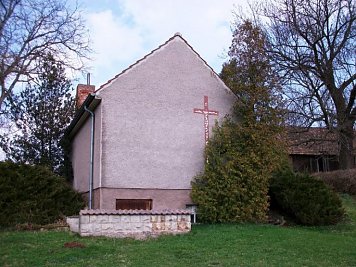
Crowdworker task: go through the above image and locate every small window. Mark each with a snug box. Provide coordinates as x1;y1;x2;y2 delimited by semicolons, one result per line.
116;199;152;210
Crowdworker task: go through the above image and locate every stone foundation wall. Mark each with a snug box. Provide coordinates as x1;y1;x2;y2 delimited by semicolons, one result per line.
66;216;80;233
67;209;192;238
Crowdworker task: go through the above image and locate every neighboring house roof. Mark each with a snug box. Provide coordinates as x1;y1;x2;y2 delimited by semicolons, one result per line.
95;32;231;94
288;127;356;156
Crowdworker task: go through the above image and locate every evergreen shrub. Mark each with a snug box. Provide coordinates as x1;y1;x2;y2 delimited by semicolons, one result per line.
192;19;287;224
0;161;84;227
191;119;286;223
270;169;345;225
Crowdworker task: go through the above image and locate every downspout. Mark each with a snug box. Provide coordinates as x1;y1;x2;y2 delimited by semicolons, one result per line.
84;105;95;209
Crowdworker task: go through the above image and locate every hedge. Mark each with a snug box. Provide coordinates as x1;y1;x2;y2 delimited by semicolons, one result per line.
270;169;344;226
0;161;84;227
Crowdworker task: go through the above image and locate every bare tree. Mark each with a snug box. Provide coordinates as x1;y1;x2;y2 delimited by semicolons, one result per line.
0;0;90;115
259;0;356;169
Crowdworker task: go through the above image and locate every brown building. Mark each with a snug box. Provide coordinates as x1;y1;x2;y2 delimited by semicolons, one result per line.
288;128;356;173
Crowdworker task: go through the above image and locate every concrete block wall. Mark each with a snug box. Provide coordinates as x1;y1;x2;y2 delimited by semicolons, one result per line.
66;216;80;233
67;209;192;238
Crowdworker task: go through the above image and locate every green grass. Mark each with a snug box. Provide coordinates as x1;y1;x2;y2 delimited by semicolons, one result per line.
1;195;355;267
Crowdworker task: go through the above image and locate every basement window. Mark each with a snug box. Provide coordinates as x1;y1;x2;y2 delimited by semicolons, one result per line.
116;199;152;210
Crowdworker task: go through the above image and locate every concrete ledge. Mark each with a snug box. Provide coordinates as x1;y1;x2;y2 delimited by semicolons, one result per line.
80;209;192;215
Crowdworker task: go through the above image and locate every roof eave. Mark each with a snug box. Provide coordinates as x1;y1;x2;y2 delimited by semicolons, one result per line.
65;93;101;140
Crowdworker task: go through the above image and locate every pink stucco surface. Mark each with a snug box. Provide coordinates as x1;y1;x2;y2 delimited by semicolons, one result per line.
71;104;102;192
97;188;192;210
71;34;235;210
97;36;234;189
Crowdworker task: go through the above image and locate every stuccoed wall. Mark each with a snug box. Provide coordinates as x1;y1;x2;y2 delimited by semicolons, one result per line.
97;36;235;191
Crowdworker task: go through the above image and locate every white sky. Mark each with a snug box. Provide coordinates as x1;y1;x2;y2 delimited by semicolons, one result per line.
78;0;249;87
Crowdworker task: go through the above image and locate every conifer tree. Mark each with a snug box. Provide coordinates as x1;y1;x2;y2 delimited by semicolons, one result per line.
0;54;75;174
191;19;288;223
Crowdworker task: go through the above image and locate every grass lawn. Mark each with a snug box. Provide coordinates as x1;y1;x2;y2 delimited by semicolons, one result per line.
1;195;355;267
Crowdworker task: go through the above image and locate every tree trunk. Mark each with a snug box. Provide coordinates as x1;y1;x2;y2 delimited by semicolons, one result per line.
338;120;354;170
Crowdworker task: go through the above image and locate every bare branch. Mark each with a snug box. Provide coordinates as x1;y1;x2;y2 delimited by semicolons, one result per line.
258;0;356;168
0;0;91;113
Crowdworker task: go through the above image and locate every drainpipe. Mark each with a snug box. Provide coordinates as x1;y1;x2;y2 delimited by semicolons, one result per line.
84;105;95;209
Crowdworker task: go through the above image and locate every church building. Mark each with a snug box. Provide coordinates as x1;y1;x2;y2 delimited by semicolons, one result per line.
66;33;235;210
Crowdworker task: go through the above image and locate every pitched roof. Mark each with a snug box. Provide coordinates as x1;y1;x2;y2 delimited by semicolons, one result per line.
95;32;231;94
288;127;356;156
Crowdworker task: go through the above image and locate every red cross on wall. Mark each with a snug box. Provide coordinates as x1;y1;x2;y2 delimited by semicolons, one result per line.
193;96;219;145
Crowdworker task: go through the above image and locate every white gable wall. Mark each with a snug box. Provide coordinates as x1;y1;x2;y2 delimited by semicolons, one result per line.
97;37;234;193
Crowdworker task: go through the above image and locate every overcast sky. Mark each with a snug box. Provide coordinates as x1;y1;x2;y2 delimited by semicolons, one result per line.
78;0;249;87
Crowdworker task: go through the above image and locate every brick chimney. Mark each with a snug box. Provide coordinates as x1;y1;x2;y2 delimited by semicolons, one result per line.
76;84;95;109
